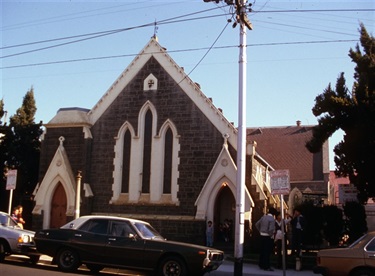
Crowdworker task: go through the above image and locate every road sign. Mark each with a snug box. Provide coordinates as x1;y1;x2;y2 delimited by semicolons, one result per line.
270;169;290;195
6;169;17;190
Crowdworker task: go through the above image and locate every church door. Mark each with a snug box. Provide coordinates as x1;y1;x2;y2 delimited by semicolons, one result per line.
50;183;67;228
214;185;235;243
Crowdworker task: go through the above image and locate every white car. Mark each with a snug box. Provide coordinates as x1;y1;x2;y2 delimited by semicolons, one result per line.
0;211;40;263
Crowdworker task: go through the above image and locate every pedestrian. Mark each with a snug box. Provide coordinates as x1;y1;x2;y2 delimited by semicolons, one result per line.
223;219;230;242
255;207;277;271
206;220;214;247
290;207;306;257
274;212;288;269
16;205;26;227
11;207;23;228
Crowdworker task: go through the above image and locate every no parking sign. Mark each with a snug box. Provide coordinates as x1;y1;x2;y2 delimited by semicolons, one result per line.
6;169;17;190
270;169;290;195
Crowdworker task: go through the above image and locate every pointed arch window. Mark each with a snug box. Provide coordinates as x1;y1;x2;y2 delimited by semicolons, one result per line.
121;129;131;193
110;102;180;205
163;128;173;193
142;110;152;193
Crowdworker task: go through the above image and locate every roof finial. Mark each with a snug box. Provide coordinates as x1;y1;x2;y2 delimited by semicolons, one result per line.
152;19;158;40
59;136;65;147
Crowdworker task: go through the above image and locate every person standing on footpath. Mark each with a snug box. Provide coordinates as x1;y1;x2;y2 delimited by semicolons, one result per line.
11;207;23;228
16;205;26;227
255;207;277;271
274;212;289;269
291;207;306;257
206;220;214;247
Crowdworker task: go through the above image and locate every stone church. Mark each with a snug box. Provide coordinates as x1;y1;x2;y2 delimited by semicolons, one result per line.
32;37;329;245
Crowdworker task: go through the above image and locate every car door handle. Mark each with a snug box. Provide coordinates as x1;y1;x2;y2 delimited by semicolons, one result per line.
108;238;116;241
74;234;82;237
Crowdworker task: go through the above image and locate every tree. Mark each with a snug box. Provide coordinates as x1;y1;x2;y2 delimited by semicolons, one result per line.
0;88;43;223
0;98;10;211
306;24;375;204
0;99;4;121
343;201;367;243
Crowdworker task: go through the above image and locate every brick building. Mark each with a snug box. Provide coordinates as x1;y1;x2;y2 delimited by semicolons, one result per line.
32;37;328;245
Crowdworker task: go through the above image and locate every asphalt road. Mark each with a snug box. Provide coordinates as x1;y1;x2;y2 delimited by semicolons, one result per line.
2;255;320;276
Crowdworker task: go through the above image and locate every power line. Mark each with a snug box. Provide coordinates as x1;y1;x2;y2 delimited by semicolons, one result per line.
0;39;357;70
0;7;226;54
1;7;372;59
252;8;374;13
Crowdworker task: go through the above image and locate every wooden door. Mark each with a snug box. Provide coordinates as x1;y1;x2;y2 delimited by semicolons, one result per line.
50;183;67;228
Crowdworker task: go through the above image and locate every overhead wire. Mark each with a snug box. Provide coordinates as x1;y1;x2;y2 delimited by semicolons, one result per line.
0;39;357;70
1;7;373;58
1;5;373;65
179;20;231;84
0;6;226;54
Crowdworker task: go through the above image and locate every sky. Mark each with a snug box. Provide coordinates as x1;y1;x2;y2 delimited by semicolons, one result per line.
1;0;374;170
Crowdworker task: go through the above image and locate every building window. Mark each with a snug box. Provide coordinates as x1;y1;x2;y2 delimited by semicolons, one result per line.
111;101;180;205
142;110;152;193
121;130;131;193
163;128;173;193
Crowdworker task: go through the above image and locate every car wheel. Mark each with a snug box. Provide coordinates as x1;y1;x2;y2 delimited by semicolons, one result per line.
158;256;187;276
86;263;104;273
29;255;40;264
351;268;375;276
0;241;6;262
56;248;80;272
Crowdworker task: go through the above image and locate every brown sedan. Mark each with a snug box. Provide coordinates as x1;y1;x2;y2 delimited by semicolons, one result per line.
313;231;375;276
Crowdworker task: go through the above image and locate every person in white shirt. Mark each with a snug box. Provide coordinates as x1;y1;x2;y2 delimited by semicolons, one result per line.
255;207;277;271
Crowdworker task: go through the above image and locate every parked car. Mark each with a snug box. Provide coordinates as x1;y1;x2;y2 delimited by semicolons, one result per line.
34;215;224;275
313;231;375;276
0;211;40;263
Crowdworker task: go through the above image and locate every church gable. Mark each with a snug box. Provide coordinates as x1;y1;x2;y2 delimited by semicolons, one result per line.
87;44;228;217
88;37;237;147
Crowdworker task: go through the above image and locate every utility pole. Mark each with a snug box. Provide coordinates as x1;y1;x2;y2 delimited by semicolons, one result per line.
203;1;252;275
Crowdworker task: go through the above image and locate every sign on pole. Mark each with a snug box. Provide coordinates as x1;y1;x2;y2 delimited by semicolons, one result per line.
6;169;17;190
270;169;290;195
6;169;17;215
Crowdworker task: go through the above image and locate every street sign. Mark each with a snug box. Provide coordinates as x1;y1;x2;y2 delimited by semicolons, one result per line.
6;169;17;190
270;169;290;195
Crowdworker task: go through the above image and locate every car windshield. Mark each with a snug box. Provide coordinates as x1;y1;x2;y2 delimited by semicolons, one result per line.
133;222;164;240
0;213;19;227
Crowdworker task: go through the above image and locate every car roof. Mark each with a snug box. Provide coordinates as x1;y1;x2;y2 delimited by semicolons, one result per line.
61;215;151;229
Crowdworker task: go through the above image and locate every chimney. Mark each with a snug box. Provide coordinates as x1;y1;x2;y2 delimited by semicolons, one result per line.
296;120;301;126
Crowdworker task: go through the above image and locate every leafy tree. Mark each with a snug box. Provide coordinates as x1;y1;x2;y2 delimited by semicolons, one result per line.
306;24;375;204
0;88;43;220
322;205;344;246
296;201;324;248
0;99;4;121
10;87;37;125
0;99;10;211
343;201;367;243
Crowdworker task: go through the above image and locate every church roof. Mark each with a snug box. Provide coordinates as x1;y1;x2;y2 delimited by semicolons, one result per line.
247;123;328;182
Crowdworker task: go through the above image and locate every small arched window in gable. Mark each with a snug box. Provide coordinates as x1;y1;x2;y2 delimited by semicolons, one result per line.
163;128;173;194
121;129;131;193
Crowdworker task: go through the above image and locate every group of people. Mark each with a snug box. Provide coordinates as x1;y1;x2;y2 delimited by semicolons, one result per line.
255;206;306;271
205;218;233;247
11;205;26;229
